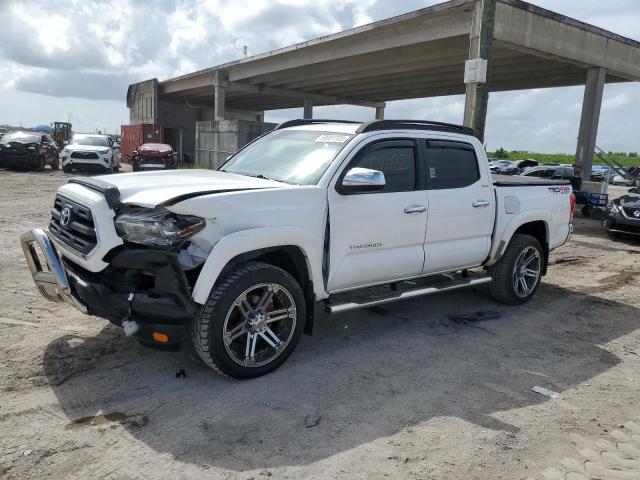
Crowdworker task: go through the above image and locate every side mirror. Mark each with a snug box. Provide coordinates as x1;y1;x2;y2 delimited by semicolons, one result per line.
340;167;385;193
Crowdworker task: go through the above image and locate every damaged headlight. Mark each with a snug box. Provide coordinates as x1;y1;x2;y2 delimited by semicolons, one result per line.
114;208;205;248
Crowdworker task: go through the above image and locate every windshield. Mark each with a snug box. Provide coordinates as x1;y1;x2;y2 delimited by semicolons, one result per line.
1;132;40;144
221;130;354;185
71;134;110;147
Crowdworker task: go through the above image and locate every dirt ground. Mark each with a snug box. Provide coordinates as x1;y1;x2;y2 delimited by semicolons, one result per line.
0;167;639;480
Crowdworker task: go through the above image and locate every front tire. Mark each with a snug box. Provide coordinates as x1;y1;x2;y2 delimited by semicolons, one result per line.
192;262;306;379
488;234;543;305
36;154;46;171
62;164;72;173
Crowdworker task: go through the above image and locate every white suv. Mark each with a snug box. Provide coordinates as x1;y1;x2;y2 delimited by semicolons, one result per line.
61;134;119;173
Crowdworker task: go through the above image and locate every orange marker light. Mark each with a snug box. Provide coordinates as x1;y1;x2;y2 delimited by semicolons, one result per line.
153;332;169;343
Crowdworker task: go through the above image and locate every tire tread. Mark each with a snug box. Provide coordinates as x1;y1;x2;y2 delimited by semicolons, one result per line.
191;261;304;378
488;233;542;305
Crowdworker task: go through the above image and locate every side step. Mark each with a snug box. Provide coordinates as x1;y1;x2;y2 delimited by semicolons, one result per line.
326;275;492;314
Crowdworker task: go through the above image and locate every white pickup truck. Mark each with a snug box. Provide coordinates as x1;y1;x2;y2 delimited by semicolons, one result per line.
22;120;574;378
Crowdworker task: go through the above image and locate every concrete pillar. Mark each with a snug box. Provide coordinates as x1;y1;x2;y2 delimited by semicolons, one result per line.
463;0;496;143
375;106;385;120
575;67;606;181
213;70;229;121
303;98;313;119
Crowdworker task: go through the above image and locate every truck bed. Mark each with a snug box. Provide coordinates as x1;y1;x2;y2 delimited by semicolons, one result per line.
492;174;570;187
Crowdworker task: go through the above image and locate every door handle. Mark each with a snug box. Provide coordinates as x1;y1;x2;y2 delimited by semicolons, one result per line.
404;205;426;214
472;200;491;208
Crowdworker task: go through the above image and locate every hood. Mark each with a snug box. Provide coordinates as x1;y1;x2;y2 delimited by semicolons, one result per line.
616;193;640;208
1;141;38;149
86;169;287;208
137;143;173;156
68;144;109;152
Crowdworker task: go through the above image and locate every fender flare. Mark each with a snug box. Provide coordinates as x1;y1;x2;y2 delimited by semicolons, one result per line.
486;210;551;266
191;226;324;305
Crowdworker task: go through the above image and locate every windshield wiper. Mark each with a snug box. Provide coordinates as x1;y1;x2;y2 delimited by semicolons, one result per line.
222;171;296;184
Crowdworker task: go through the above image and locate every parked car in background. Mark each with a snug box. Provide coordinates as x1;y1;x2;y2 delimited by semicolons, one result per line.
130;143;177;171
0;131;59;171
520;165;582;191
61;134;120;173
490;160;518;175
590;165;611;182
489;159;512;173
612;173;634;186
602;187;640;237
609;167;639;186
491;159;538;175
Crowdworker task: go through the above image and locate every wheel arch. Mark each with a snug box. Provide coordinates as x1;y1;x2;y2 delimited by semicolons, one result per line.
488;215;550;274
192;227;323;334
512;221;549;274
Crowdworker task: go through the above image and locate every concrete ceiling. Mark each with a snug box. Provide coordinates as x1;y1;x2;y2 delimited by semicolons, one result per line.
156;0;640;112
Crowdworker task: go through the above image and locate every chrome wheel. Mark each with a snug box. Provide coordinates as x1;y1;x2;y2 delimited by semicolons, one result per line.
223;283;297;368
512;246;541;298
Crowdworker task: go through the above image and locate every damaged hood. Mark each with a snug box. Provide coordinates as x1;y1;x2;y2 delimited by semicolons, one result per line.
617;193;640;208
80;169;286;208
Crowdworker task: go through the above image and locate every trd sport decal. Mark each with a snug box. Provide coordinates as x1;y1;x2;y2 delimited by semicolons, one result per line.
547;185;572;194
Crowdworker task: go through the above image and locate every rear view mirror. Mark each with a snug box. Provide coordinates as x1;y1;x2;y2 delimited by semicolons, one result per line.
340;167;385;193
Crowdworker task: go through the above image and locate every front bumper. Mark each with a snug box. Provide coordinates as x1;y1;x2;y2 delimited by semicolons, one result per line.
21;228;194;347
601;210;640;236
62;154;111;170
2;151;40;168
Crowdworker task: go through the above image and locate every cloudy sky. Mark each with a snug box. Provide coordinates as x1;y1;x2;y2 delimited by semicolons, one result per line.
0;0;638;153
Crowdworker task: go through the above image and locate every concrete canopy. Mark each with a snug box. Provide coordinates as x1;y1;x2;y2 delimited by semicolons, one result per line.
157;0;640;112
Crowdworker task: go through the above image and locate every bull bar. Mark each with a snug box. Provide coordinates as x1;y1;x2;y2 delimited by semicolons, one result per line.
20;228;88;314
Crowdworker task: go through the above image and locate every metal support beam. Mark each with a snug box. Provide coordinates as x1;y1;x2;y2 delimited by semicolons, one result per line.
303;98;313;119
213;70;229;121
375;106;385;120
575;67;606;181
463;0;496;143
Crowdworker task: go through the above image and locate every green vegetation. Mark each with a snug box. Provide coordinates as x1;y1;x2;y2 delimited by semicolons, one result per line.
487;149;640;168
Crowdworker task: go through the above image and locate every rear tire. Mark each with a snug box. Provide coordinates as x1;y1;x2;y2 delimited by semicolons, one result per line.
488;234;543;305
192;262;306;379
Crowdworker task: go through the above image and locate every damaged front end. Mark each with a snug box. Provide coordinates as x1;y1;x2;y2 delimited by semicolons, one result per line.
21;181;214;349
67;249;196;347
21;230;199;348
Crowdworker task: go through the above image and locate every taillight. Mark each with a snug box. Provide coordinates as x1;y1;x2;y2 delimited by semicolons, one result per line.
569;192;576;224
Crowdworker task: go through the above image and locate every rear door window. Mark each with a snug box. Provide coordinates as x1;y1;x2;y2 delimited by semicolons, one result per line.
424;140;479;189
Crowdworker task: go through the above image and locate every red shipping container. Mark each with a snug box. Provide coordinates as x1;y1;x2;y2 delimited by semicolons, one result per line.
120;124;164;163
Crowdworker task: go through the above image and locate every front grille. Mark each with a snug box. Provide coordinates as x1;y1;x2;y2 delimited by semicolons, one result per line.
49;195;97;255
71;151;99;160
5;152;30;160
623;207;640;219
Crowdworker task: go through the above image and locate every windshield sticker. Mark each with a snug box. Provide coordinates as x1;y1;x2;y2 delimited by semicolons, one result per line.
316;134;350;143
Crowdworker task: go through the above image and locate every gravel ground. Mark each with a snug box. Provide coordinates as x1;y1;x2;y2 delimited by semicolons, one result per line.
0;167;639;480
